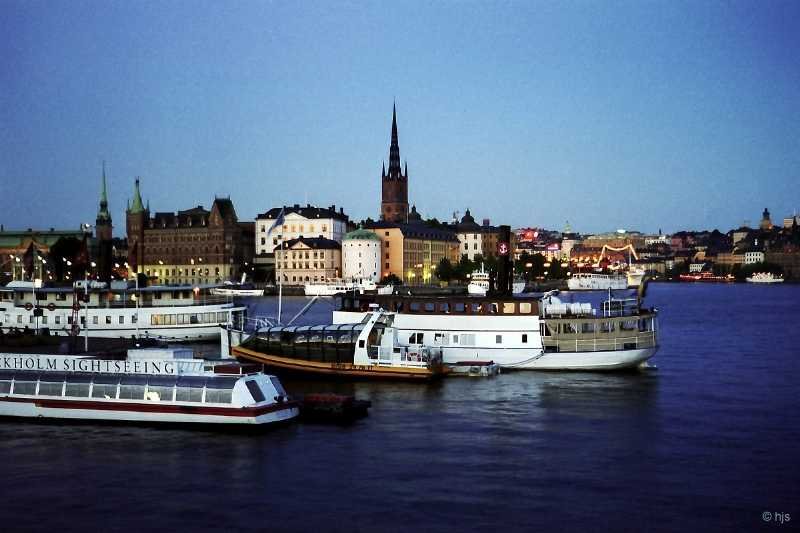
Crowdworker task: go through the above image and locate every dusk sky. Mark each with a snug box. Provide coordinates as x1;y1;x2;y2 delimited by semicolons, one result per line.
2;1;799;235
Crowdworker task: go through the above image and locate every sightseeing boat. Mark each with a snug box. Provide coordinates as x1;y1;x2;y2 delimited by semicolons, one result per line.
0;281;246;342
332;292;658;371
0;350;299;426
567;272;628;291
209;274;265;297
231;310;447;380
745;272;784;284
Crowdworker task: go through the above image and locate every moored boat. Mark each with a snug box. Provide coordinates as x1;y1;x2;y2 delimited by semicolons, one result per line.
746;272;784;283
567;272;628;291
232;310;447;380
0;350;299;426
333;291;659;371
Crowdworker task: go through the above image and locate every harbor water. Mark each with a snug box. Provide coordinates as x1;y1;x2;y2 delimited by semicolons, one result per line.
1;283;798;532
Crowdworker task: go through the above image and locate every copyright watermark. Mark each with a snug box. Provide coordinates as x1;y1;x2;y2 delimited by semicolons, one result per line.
762;511;791;525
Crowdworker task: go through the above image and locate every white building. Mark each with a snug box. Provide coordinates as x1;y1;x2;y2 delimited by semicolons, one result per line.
744;251;765;265
255;204;350;256
342;227;381;282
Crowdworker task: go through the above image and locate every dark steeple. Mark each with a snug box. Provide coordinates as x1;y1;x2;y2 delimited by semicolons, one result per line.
96;161;111;222
388;103;402;179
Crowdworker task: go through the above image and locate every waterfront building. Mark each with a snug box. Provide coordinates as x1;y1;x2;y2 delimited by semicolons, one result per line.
380;104;409;223
765;251;800;279
0;227;89;281
744;249;765;265
715;251;745;270
364;221;459;284
275;236;341;284
254;204;350;280
342;227;381;282
125;179;254;285
449;210;504;261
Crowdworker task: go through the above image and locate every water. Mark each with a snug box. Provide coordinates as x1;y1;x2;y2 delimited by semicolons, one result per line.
1;284;798;532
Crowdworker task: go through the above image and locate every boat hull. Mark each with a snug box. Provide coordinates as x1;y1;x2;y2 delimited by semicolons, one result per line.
232;346;443;381
0;396;299;425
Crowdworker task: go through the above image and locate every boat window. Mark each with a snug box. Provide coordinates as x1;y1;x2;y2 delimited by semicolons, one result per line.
454;302;466;313
495;335;502;344
91;382;118;399
177;376;207;388
270;377;287;397
433;332;448;345
358;339;365;348
540;323;552;337
519;302;532;314
175;387;204;402
205;389;232;404
39;372;67;383
0;380;11;394
440;302;450;313
461;334;476;346
12;382;37;395
409;332;424;344
410;302;421;312
452;334;459;344
470;303;481;314
581;322;595;334
563;323;579;335
146;385;174;402
206;377;238;390
119;384;146;400
424;302;435;312
601;321;615;333
522;334;528;343
639;318;651;332
503;302;515;314
245;380;265;403
621;320;637;331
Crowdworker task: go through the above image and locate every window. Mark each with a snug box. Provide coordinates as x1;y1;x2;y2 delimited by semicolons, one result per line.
520;302;532;314
495;335;502;344
246;381;265;402
409;332;424;344
55;316;61;325
105;316;112;324
452;334;459;344
13;382;37;395
119;316;124;324
93;316;98;325
522;334;528;343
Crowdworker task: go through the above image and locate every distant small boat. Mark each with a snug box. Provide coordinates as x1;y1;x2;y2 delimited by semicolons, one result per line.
210;274;264;297
304;279;392;296
746;272;784;284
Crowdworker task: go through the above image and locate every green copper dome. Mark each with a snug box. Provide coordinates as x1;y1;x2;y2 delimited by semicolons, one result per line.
344;226;380;241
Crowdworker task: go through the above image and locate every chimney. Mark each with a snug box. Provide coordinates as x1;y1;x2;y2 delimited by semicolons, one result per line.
294;204;300;209
340;208;344;214
483;219;490;227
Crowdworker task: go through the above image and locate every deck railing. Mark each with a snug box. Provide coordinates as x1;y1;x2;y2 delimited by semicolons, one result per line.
542;331;657;353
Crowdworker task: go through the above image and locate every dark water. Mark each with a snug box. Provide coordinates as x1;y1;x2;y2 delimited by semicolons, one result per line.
2;284;798;532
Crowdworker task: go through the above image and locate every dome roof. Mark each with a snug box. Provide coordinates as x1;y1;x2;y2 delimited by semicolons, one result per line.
344;226;380;241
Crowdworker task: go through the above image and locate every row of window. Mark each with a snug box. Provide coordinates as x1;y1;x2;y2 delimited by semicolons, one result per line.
4;314;138;326
0;381;234;404
150;312;229;326
408;332;528;346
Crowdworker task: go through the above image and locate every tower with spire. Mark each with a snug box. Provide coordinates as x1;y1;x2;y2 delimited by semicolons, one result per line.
381;103;409;223
95;162;114;281
126;177;148;273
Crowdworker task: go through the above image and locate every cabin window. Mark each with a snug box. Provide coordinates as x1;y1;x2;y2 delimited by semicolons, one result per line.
147;385;175;402
65;383;90;397
503;302;515;314
217;312;228;322
91;383;119;399
119;385;145;400
190;314;198;324
176;387;204;403
105;316;112;324
93;316;99;325
519;302;532;314
41;316;48;324
358;339;365;348
601;322;615;333
495;335;502;344
424;302;435;312
17;315;22;323
245;381;265;403
270;377;287;397
409;302;421;312
38;382;64;396
581;322;595;334
522;334;528;343
409;332;424;344
461;334;476;346
132;314;137;324
639;318;651;332
470;303;481;314
489;303;499;314
564;323;579;335
12;382;37;395
0;380;11;394
55;316;61;325
454;303;466;313
540;323;552;337
621;320;637;331
56;293;67;301
434;332;448;345
452;334;459;344
205;389;232;404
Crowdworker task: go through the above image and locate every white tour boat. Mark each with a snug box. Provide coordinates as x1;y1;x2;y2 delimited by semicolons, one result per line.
210;274;264;297
0;281;246;342
626;268;646;288
745;272;785;284
304;279;393;297
467;269;490;296
0;349;299;426
567;272;628;291
333;292;658;371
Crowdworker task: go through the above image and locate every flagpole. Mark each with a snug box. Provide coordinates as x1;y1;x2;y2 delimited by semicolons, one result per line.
135;271;140;343
277;238;283;325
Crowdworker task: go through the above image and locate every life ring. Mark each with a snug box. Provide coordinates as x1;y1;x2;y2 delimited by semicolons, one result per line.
72;302;81;311
24;303;33;311
47;303;56;312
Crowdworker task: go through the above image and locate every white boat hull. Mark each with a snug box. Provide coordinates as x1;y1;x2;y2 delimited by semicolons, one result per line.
209;288;264;296
567;275;628;291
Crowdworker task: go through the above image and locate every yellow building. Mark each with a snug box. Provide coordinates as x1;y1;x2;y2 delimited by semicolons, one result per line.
366;222;459;284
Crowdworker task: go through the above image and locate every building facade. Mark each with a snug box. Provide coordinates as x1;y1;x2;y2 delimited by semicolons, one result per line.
380;104;409;223
365;222;459;284
255;204;349;255
126;180;254;285
342;227;381;282
275;236;341;284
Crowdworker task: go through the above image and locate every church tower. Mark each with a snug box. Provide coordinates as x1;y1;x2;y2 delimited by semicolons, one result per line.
381;104;409;223
95;162;113;281
125;177;148;273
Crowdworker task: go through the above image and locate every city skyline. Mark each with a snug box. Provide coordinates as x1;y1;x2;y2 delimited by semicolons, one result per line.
2;1;799;234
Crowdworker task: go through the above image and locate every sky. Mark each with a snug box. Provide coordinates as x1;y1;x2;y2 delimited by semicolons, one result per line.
1;0;799;235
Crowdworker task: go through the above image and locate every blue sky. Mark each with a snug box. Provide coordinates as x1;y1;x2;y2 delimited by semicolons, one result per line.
2;0;799;235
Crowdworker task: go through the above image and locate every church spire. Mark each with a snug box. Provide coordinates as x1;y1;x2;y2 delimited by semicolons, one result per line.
96;161;111;221
388;103;402;178
129;177;144;214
